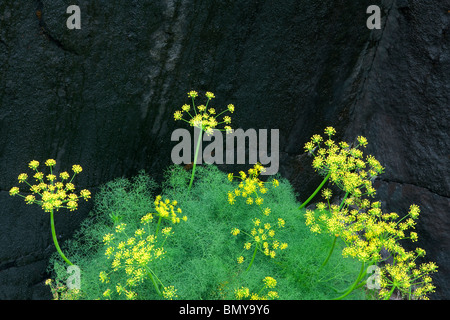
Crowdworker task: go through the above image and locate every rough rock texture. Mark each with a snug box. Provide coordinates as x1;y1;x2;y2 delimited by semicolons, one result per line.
0;0;448;299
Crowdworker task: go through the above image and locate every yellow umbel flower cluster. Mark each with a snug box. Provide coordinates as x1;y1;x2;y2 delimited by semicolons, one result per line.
9;159;90;212
100;222;166;300
234;276;279;300
302;128;438;300
304;127;383;196
149;195;187;237
100;196;185;300
228;163;287;271
227;163;273;206
173;90;234;135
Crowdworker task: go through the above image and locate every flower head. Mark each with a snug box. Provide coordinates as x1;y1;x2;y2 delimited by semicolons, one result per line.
235;287;250;299
174;110;182;121
9;187;19;196
263;276;277;289
80;189;91;201
205;91;215;99
25;195;36;204
45;159;56;167
28;160;39;170
162;286;178;300
72;165;83;174
324;126;336;136
18;173;28;183
188;90;198;99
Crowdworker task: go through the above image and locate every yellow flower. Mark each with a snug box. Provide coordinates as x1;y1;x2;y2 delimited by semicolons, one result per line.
205;127;214;136
311;134;323;144
163;286;178;300
25;195;36;204
34;172;44;181
42;202;53;212
80;189;91;200
181;104;190;112
231;228;240;236
68;193;78;201
28;160;39;170
103;233;114;244
250;293;260;300
45;159;56;167
18;173;28;183
409;204;420;219
223;116;231;124
227;104;235;113
205;91;215;99
72;165;83;174
188;90;198;98
162;227;173;236
312;157;324;170
263;277;277;289
324;126;336;136
237;256;244;264
103;289;112;298
59;171;70;180
9;187;19;196
99;271;109;283
227;192;236;205
174;110;183;120
115;223;127;233
235;287;250;299
224;126;233;134
304;141;315;153
322;188;332;200
357;136;368;147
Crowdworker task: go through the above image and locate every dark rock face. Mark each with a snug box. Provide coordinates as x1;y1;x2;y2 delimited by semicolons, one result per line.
0;0;448;299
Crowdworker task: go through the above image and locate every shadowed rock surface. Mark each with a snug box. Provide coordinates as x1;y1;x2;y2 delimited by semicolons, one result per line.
0;0;448;299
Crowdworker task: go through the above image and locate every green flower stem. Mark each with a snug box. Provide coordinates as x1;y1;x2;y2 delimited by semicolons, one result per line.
246;245;259;272
188;127;203;190
320;192;350;268
332;261;366;300
155;215;163;237
50;209;73;266
338;191;350;210
298;171;331;210
147;270;162;297
321;236;338;268
385;285;397;300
